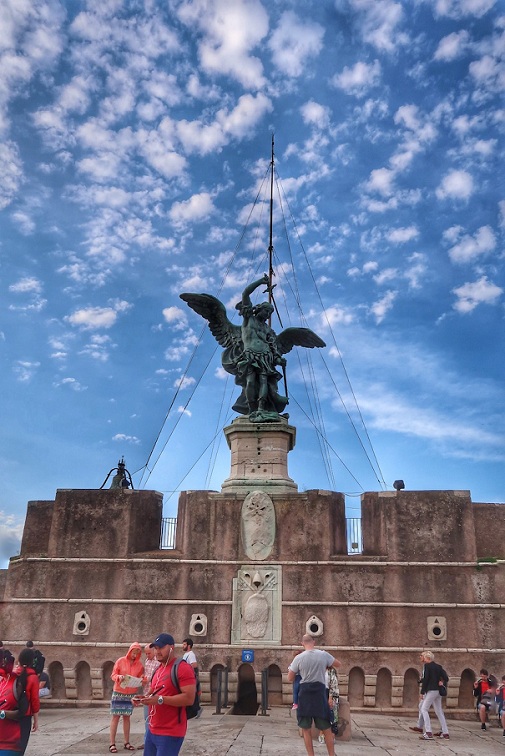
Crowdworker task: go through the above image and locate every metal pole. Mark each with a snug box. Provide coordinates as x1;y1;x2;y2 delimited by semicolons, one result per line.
215;669;222;715
260;668;269;715
223;666;229;708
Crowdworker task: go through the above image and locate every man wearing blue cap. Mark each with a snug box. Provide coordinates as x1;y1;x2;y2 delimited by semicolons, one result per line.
134;633;196;755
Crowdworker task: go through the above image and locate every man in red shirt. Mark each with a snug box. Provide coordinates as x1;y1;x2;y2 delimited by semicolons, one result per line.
135;633;196;756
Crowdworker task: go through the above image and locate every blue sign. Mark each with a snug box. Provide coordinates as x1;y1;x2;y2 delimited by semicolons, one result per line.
241;649;254;663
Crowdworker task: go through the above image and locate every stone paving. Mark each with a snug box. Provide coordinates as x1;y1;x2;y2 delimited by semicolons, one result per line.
26;706;505;756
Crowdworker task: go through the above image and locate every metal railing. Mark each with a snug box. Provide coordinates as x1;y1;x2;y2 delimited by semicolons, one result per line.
161;516;363;554
346;517;363;554
160;517;177;549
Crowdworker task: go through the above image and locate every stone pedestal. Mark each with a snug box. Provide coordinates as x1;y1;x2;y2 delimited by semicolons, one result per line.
221;416;297;494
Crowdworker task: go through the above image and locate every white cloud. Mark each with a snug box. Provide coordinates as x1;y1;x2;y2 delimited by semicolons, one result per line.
374;267;398;285
162;307;187;325
387;226;419;243
168;192;216;227
370;290;397;323
300;101;331;129
0;142;23;210
164;345;191;362
366;167;395;196
433;30;470;61
431;0;496;19
446;225;496;264
177;0;268;89
174;375;196;390
218;93;273;140
436;169;474;200
269;11;324;77
10;210;35;235
13;360;40;382
9;276;42;294
331;60;381;96
66;300;131;330
499;199;505;227
54;377;87;392
345;0;408;52
469;53;504;94
0;511;23;565
322;305;354;328
453;276;502;313
112;433;140;444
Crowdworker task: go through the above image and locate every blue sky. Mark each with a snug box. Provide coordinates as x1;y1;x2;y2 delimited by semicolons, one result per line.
1;0;504;566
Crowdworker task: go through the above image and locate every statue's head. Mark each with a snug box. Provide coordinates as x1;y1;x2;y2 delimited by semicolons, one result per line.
253;302;274;320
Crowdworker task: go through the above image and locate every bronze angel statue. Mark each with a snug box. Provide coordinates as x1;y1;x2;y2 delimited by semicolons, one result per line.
180;274;326;423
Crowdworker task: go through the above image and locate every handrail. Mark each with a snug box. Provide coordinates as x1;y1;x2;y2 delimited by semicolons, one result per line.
160;516;363;554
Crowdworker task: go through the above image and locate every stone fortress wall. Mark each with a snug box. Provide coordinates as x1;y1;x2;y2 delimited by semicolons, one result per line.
0;474;504;715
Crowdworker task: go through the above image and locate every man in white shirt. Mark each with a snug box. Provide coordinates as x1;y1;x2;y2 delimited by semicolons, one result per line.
182;638;202;718
288;634;341;756
181;639;197;671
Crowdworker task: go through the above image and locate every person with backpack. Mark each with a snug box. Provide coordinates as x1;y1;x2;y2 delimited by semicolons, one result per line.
0;648;40;754
133;633;196;756
418;651;450;740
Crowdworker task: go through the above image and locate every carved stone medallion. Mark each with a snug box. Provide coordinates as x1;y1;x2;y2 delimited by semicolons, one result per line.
241;490;276;560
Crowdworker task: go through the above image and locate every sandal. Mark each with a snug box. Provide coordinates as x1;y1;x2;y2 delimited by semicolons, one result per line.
124;746;136;752
109;747;118;754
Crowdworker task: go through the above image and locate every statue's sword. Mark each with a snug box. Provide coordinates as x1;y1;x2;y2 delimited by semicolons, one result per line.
282;363;289;404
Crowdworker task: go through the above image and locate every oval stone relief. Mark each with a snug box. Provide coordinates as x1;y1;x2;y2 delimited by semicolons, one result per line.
241;490;276;560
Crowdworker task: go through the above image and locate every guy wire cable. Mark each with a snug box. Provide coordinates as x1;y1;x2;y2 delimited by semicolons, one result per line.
276;171;387;490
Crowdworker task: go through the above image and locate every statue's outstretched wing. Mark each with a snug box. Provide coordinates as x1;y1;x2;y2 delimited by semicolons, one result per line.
180;293;241;348
276;327;326;355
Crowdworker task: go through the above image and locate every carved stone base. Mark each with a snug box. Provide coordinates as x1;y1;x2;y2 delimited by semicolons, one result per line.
221;416;297;494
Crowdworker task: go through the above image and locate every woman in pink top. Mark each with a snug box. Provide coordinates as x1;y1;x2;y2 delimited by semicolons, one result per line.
109;643;145;753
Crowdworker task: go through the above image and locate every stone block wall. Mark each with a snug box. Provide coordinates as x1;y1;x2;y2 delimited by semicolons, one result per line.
0;485;504;713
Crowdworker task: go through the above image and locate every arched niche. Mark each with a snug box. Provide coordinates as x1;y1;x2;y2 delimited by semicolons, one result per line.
403;668;420;708
376;667;392;708
231;663;258;715
75;660;92;700
267;663;283;705
102;660;114;699
458;668;476;709
48;661;65;699
348;667;365;707
210;663;226;706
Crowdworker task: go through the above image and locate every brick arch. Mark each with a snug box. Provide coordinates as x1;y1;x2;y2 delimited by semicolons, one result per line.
348;666;365;707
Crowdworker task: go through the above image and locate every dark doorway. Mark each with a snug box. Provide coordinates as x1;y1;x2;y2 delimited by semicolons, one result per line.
231;663;258;715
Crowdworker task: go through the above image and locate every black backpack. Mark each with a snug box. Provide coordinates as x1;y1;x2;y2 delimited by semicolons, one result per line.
32;650;45;677
170;658;201;720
